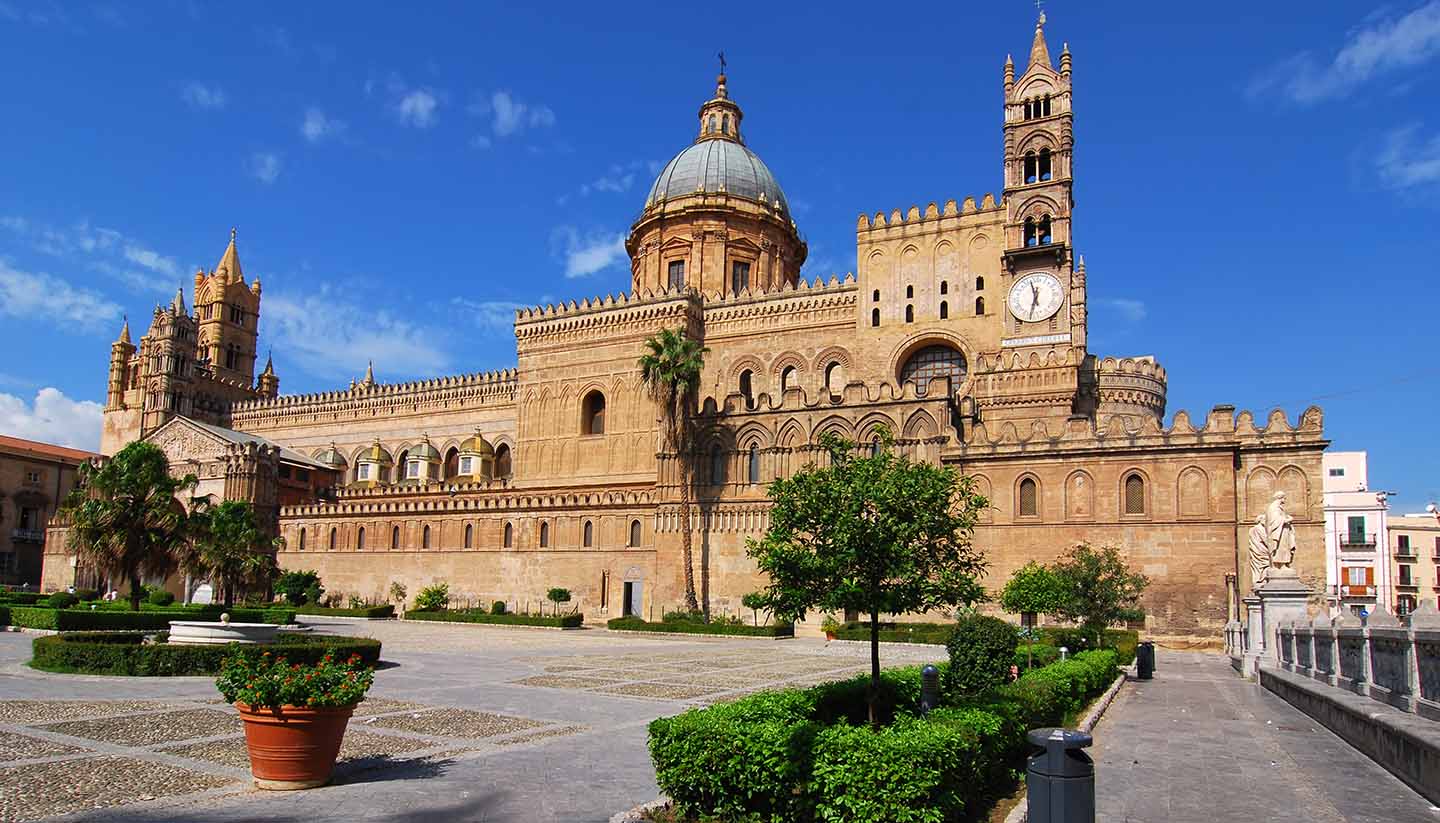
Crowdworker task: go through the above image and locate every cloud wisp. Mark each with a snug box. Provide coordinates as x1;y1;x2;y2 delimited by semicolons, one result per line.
0;387;104;451
557;161;647;205
468;90;556;142
1096;297;1148;324
549;227;627;278
264;287;451;379
449;296;528;335
181;82;226;110
0;217;178;295
1375;124;1440;190
301;107;347;143
248;152;282;184
0;259;123;330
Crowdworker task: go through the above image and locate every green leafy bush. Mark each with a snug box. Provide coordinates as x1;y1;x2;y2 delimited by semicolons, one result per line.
216;648;374;708
407;609;582;628
545;588;571;608
944;615;1018;697
147;588;176;606
661;609;703;624
0;592;45;605
1039;628;1139;665
833;620;954;645
274;570;321;605
491;600;507;615
5;606;295;631
73;589;100;602
1014;643;1061;671
607;616;794;637
293;604;395;619
30;632;382;676
413;583;449;612
45;592;78;609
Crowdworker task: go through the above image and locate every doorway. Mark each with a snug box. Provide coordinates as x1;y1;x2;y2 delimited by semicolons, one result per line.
623;581;643;617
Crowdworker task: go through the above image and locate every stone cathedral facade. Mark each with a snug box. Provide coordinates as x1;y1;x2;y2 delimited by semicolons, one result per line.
58;16;1327;637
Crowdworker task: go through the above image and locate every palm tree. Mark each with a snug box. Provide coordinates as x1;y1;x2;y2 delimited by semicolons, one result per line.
59;441;198;611
186;499;281;607
639;327;708;614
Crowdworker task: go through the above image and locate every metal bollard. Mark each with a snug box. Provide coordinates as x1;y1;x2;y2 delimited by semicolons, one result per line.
920;665;940;715
1026;728;1095;823
1136;641;1155;680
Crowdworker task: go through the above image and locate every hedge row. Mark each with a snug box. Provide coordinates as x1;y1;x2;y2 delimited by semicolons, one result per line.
3;606;296;631
30;632;383;676
293;604;396;619
405;609;583;628
607;616;795;637
832;621;1141;663
649;649;1119;823
0;592;45;605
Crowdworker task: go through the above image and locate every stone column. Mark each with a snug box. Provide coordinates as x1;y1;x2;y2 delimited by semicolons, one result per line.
1256;572;1310;671
1242;595;1264;677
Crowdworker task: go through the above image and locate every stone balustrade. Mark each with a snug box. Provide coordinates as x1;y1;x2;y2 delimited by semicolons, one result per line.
1274;601;1440;721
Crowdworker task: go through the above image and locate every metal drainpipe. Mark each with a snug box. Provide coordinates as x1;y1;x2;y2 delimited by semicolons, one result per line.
1232;446;1243;622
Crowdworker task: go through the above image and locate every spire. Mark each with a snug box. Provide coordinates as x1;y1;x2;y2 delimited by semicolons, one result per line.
1004;53;1015;91
116;315;131;346
215;226;243;283
1060;41;1071;78
261;350;275;375
1028;10;1052;70
172;286;186;315
361;360;375;387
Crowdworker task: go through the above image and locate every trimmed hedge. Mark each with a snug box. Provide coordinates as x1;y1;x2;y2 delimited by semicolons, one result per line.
833;620;954;645
294;604;395;619
406;609;583;628
608;616;794;637
30;631;382;676
649;650;1119;823
0;592;45;605
4;606;296;631
1040;627;1140;666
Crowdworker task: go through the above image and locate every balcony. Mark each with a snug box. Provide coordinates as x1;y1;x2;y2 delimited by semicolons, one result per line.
11;529;44;544
1339;533;1377;549
1395;545;1415;558
1340;584;1374;597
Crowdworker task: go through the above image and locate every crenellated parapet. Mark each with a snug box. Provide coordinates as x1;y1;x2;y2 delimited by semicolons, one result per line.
282;484;656;519
700;273;857;336
514;288;695;349
959;404;1325;456
230;369;517;429
856;195;1003;234
1092;355;1168;422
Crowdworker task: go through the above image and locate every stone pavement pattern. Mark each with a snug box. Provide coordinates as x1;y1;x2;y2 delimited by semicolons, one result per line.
1091;650;1440;823
0;620;943;822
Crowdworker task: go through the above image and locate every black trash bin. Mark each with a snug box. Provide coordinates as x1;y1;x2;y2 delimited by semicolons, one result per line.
1026;727;1094;823
1136;640;1155;680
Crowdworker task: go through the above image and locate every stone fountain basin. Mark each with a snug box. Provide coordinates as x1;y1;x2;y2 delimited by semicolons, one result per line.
168;620;281;646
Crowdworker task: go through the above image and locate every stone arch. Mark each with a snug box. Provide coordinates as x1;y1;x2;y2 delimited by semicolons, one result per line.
733;421;772;451
1065;469;1094;521
902;409;938;440
855;412;897;444
1245;466;1276;520
888;329;977;395
1278;465;1309;520
776;418;806;448
1120;467;1152;517
813;415;854;442
1014;473;1042;519
1178;466;1209;519
771;353;806;392
972;474;994;523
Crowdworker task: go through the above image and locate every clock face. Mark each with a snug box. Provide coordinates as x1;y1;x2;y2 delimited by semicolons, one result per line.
1007;272;1065;323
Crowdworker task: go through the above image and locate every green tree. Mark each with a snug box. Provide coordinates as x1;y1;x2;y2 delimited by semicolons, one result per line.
186;500;280;607
546;587;572;615
1051;542;1149;646
274;570;322;606
741;591;767;626
58;441;198;611
747;433;988;726
638;327;709;615
1000;561;1067;668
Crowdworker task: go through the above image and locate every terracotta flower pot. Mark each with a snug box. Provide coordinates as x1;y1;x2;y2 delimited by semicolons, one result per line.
825;631;837;641
235;702;355;790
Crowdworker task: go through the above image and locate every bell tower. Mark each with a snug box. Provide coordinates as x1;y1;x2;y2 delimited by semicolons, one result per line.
1000;12;1083;353
195;228;262;384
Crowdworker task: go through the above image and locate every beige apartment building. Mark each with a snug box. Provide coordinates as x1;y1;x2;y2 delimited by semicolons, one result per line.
1;435;96;587
44;14;1328;638
1391;511;1440;616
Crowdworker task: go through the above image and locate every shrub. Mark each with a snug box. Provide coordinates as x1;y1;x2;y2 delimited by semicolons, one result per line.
414;583;450;612
292;604;396;619
389;581;407;607
147;588;176;606
0;592;45;605
661;609;703;624
833;620;954;645
30;632;382;676
406;609;582;628
545;587;571;611
5;606;295;631
216;648;374;708
944;615;1018;697
811;715;984;822
274;570;322;605
45;592;79;609
607;616;794;637
73;588;100;602
490;600;507;615
1014;643;1061;671
302;583;323;605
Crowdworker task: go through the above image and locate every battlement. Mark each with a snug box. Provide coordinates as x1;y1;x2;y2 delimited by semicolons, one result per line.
700;374;955;419
857;195;1003;232
963;404;1325;455
229;368;517;428
281;484;655;519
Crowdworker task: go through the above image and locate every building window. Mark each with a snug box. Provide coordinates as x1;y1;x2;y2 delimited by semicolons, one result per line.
707;115;716;133
495;444;512;479
329;528;337;551
1039;149;1052;181
460;456;473;475
1398;534;1412;555
357;464;371;481
1328;468;1345;477
939;301;948;319
406;461;420;479
710;444;725;486
975;296;985;315
1024;218;1037;247
780;366;796;393
583;520;593;548
1399;564;1414;585
747;444;760;485
1039;216;1053;245
824;362;843;396
872;289;880;302
905;305;914;323
629;519;642;547
1345;516;1367;546
225;345;238;370
667;260;685;290
906;285;914;299
899;345;968;395
939;281;948;295
1124;474;1146;515
1346;566;1368;587
504;522;513;548
357;527;365;550
539;521;550;548
298;528;306;551
464;523;473;549
731;261;751;295
1024;151;1037;184
975;276;984;290
24;470;40;483
582;390;606;435
1019;477;1038;517
871;308;880;327
391;526;400;550
739;370;754;409
422;525;431;549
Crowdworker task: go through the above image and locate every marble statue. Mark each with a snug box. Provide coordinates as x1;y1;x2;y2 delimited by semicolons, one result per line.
1265;491;1298;573
1247;515;1270;586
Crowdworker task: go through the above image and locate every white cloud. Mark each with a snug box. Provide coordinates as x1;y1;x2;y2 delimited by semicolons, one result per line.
122;245;180;277
450;297;525;334
0;217;177;295
557;161;647;205
395;88;440;128
1375;123;1440;189
248;152;281;184
1250;2;1440;104
301;107;346;143
0;259;122;330
470;134;492;150
1097;297;1147;323
0;388;103;451
181;82;226;110
265;288;450;379
487;90;556;138
550;227;627;278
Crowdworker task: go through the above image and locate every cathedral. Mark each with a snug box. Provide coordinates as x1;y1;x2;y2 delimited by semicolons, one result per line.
49;15;1327;638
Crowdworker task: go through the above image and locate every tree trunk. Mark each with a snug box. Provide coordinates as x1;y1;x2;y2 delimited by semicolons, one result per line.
679;461;699;614
129;573;143;612
868;607;881;729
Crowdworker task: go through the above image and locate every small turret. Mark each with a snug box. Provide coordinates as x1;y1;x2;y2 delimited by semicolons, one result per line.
257;351;279;397
1060;42;1071;79
696;55;743;144
115;316;132;347
172;287;187;315
1004;53;1015;93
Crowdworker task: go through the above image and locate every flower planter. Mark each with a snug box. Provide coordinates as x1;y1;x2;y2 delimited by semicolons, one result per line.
235;702;355;789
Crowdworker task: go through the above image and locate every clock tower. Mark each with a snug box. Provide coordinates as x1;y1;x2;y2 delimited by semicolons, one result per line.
1000;12;1084;356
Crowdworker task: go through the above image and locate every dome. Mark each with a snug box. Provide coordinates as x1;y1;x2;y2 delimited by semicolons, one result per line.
645;139;789;215
460;429;494;456
359;440;393;466
409;438;441;461
314;443;347;468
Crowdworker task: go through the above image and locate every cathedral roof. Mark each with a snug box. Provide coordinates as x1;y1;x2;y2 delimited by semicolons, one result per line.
215;227;243;282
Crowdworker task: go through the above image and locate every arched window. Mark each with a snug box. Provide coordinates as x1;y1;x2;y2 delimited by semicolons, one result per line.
1039;148;1052;181
1019;477;1039;517
357;527;366;550
780;366;796;393
329;528;336;551
707;115;716;133
739;370;754;409
1024;217;1037;247
939;301;949;319
629;519;642;547
503;522;513;548
464;523;473;549
905;305;914;323
824;361;843;395
422;525;431;549
906;285;914;299
495;444;512;479
871;308;880;327
667;259;685;290
1043;95;1052;116
583;520;593;548
298;528;306;551
1039;216;1053;245
582;390;606;435
539;521;550;548
748;444;760;485
1124;474;1147;515
443;448;459;479
900;345;968;395
710;444;725;485
872;289;880;302
1024;151;1037;184
1023;100;1032;120
722;114;730;133
391;526;400;550
975;296;986;315
939;281;948;295
975;276;985;291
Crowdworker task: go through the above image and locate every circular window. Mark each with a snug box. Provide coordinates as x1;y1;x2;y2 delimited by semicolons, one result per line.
899;345;967;395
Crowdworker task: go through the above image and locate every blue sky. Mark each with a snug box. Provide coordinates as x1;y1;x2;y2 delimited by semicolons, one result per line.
0;1;1437;511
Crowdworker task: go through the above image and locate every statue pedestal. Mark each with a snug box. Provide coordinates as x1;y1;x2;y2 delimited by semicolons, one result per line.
1256;572;1310;670
1241;596;1264;677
